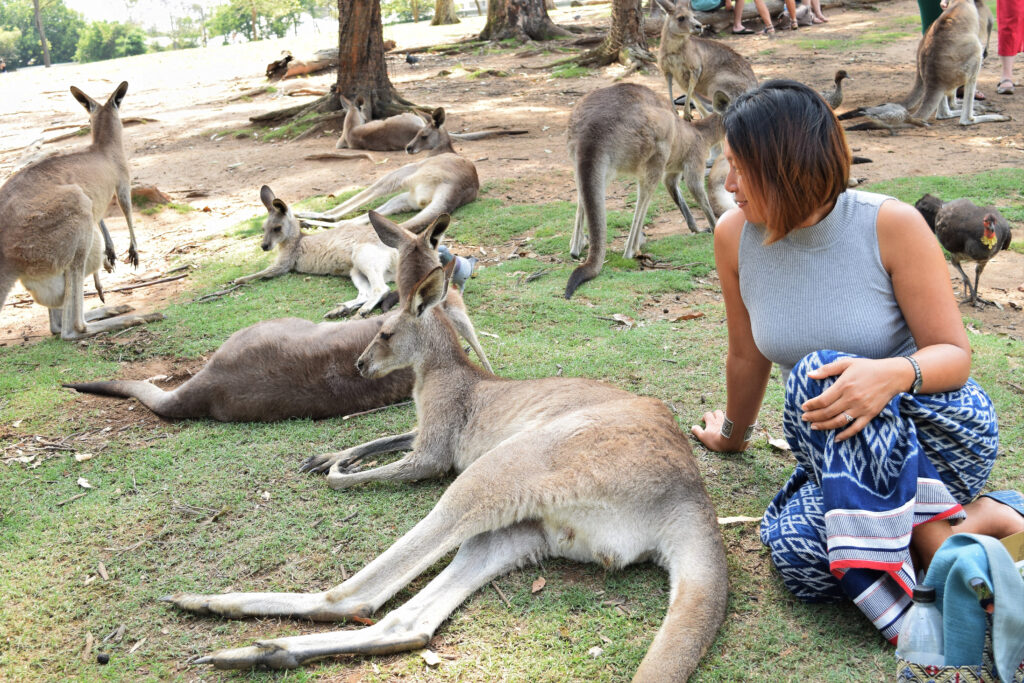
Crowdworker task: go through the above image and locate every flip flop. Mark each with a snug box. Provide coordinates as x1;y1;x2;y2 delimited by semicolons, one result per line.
979;490;1024;518
731;26;755;34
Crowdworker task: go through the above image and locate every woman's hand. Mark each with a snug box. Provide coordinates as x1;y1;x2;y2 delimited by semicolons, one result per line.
691;409;750;452
801;356;913;441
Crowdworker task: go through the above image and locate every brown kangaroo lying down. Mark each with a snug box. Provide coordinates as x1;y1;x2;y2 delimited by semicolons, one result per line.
63;247;491;422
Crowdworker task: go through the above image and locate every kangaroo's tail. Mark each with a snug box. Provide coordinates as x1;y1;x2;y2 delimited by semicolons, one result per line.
63;380;193;419
565;148;608;300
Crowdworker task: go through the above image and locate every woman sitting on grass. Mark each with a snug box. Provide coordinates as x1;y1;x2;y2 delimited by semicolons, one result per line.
690;79;1024;643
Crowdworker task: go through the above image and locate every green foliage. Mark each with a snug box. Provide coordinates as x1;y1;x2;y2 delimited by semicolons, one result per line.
206;0;304;42
0;25;20;62
74;20;147;63
382;0;435;24
0;0;85;67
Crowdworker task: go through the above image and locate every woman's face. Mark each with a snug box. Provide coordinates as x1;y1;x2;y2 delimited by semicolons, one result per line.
723;140;766;225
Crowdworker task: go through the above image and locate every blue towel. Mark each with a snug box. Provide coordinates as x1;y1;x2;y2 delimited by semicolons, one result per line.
924;533;1024;680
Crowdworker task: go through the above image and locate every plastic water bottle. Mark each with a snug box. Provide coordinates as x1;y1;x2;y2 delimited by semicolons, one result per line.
897;585;944;668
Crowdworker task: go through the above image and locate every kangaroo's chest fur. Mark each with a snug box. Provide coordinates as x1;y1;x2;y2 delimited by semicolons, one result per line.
293;228;397;277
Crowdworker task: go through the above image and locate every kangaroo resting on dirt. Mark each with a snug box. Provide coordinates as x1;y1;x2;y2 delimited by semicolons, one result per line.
164;210;728;680
900;0;1010;126
565;83;727;299
655;0;756;121
0;81;162;339
336;95;528;151
234;185;399;318
299;108;479;235
63;251;491;422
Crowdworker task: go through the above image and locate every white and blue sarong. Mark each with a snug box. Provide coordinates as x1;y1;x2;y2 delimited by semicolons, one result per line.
759;350;999;644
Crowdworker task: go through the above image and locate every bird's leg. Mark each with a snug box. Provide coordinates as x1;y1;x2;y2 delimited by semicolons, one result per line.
951;259;974;302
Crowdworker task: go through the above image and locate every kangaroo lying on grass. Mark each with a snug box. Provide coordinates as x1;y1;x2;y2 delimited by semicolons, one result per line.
65;238;491;421
298;108;479;235
655;0;756;121
234;185;398;318
565;83;727;299
336;94;528;151
164;211;728;680
0;82;161;339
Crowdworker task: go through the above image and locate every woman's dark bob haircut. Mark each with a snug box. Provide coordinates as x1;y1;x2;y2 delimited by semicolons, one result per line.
723;79;851;242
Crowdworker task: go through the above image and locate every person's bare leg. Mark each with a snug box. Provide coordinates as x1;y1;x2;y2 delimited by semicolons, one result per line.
732;0;749;31
784;0;798;28
751;0;773;30
911;496;1024;571
810;0;827;22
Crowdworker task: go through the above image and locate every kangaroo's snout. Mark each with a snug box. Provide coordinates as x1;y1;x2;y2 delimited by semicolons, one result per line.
355;356;367;375
261;243;271;252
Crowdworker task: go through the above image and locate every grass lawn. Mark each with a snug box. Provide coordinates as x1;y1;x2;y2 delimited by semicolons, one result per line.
1;168;1021;682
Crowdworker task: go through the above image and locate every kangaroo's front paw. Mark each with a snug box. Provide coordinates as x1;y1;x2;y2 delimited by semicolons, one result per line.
126;246;139;269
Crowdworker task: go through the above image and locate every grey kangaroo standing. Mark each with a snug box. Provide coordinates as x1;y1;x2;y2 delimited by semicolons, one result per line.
901;0;1009;125
297;108;479;235
165;210;728;681
565;83;727;299
64;249;492;421
0;81;161;339
655;0;756;121
235;185;398;318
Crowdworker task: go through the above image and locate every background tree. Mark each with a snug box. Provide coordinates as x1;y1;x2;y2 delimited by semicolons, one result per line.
30;0;49;65
336;0;409;117
575;0;652;68
0;26;21;64
0;0;85;68
74;19;146;62
479;0;570;41
431;0;458;25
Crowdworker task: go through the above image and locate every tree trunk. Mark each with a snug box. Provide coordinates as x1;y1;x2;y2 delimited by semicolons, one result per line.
31;0;51;67
576;0;652;67
336;0;409;117
412;0;420;22
545;0;555;9
251;2;259;40
480;0;572;41
474;0;484;15
432;0;460;25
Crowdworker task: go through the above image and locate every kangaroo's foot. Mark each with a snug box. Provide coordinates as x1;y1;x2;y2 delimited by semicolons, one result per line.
63;312;164;340
301;450;352;474
86;304;133;320
323;303;357;319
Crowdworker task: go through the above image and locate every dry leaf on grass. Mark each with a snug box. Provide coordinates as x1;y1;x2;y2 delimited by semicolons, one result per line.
419;649;441;667
672;310;705;321
767;437;791;451
351;615;375;625
81;632;94;661
531;576;546;593
77;477;94;489
74;452;94;463
717;516;762;525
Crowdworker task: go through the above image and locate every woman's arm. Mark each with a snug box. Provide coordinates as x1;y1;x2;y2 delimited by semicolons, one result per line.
799;199;971;441
692;208;772;452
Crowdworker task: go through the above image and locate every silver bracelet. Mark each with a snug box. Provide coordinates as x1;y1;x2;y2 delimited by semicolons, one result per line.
903;355;922;394
721;416;755;441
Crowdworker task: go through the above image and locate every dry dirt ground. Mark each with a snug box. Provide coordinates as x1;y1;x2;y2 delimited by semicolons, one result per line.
1;0;1022;351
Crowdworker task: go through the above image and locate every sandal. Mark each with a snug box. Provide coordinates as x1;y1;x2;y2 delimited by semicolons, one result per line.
731;26;755;34
996;78;1015;95
760;26;776;35
790;20;800;30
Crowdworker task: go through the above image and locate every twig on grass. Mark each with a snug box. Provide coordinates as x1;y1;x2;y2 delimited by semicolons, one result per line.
105;524;171;555
491;581;513;608
192;284;241;303
56;491;89;507
342;400;413;421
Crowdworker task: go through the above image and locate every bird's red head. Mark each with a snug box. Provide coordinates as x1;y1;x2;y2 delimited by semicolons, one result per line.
981;214;998;248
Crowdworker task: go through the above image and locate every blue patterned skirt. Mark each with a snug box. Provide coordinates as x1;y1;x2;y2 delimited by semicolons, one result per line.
759;350;999;643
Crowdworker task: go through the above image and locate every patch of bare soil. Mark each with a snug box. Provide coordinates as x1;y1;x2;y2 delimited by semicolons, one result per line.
0;0;1021;351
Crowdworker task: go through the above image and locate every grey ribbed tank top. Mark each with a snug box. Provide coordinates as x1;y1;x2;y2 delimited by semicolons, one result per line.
738;190;917;385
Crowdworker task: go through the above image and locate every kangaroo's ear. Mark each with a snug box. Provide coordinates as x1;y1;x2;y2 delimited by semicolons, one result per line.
368;210;408;249
355;95;366;107
431;107;446;128
408;266;447;318
272;198;288;213
107;81;129;109
260;185;277;211
339;94;352;109
654;0;676;13
711;90;730;114
70;86;97;113
421;213;451;250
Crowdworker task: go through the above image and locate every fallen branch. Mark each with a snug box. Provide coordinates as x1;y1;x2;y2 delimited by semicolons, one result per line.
491;581;513;608
99;273;188;295
56;491;89;507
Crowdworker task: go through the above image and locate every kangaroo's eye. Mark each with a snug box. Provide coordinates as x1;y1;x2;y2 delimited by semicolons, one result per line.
380;331;393;341
273;226;282;232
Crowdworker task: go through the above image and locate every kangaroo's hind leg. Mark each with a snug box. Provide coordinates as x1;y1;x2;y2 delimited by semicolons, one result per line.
663;172;701;234
179;523;550;670
623;164;661;259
